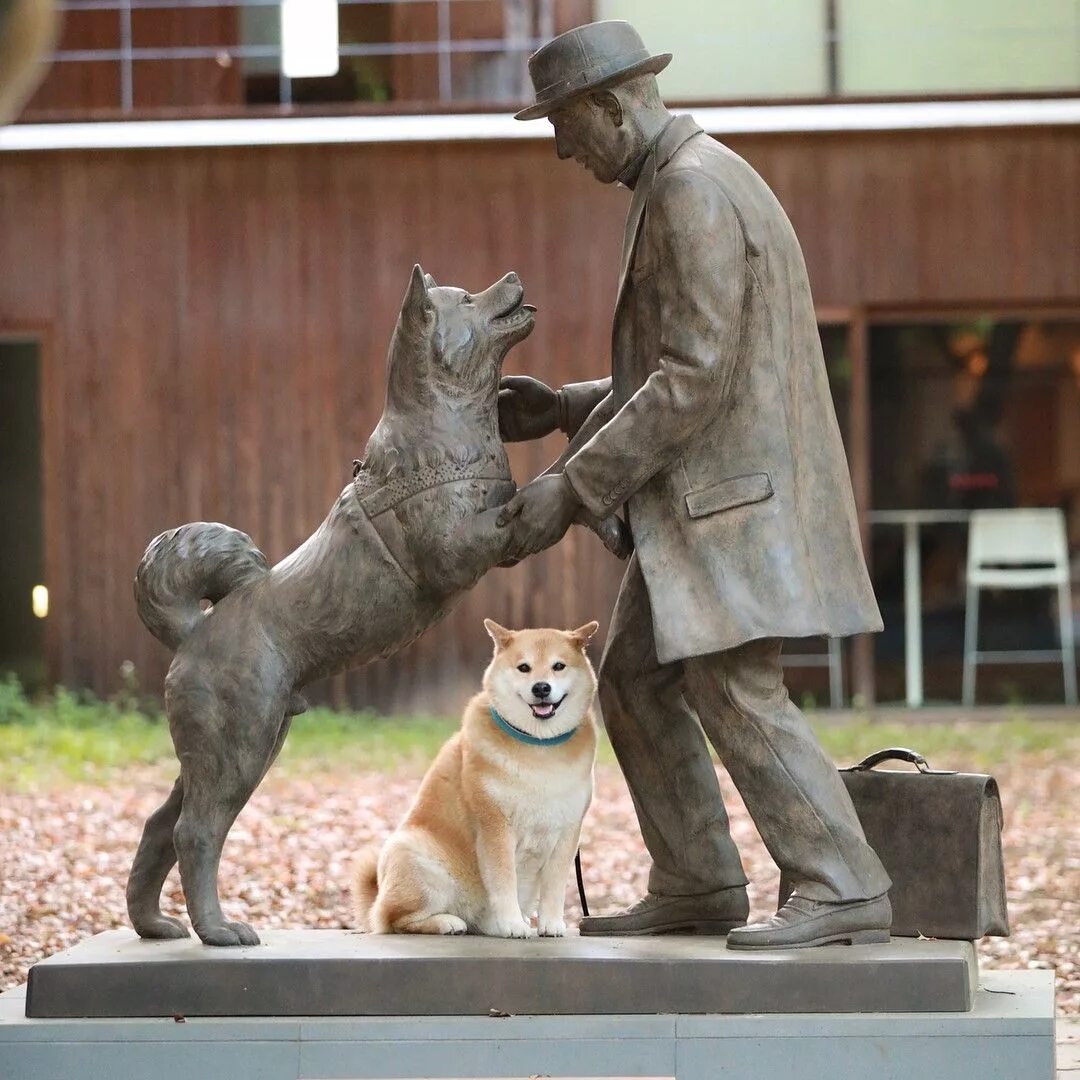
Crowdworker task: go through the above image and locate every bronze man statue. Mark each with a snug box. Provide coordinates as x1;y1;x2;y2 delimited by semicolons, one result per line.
497;20;892;948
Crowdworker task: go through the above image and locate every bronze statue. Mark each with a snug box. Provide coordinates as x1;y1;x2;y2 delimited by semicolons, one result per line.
127;267;622;947
499;20;893;948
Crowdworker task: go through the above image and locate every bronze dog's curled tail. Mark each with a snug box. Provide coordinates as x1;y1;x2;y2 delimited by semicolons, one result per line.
134;522;270;650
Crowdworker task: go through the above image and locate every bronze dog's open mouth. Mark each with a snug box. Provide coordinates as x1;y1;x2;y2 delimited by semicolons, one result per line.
529;694;567;720
493;294;537;328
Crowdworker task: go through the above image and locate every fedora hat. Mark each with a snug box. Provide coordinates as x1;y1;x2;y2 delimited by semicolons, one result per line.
514;20;671;122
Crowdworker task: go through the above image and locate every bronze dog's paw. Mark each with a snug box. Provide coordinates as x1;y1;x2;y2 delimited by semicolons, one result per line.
198;920;261;947
133;914;190;940
596;515;633;559
575;509;633;560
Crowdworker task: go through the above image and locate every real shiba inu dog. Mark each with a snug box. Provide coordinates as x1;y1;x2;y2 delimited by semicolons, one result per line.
353;619;599;937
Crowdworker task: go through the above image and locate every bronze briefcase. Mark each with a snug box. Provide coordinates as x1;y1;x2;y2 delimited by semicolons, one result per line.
780;747;1009;940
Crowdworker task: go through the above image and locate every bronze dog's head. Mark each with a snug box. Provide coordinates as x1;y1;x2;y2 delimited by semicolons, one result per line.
388;265;536;404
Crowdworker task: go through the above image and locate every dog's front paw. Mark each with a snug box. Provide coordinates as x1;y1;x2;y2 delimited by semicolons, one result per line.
538;917;567;938
489;914;535;939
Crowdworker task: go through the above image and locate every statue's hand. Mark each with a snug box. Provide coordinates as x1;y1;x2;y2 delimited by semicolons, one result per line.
498;375;561;442
496;473;579;559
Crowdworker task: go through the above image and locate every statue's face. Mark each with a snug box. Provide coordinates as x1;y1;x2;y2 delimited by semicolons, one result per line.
392;266;536;401
549;98;629;185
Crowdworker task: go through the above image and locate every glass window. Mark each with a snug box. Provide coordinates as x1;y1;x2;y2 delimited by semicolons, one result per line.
869;317;1080;703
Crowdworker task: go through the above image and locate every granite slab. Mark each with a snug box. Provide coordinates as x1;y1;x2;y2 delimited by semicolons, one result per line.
24;929;979;1018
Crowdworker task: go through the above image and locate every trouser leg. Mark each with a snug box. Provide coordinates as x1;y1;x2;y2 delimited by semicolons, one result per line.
599;557;746;896
685;638;890;903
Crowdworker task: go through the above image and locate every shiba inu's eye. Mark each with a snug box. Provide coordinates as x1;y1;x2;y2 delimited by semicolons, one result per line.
552;662;566;671
517;662;531;673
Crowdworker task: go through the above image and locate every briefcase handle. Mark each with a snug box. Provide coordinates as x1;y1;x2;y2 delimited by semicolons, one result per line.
848;747;934;773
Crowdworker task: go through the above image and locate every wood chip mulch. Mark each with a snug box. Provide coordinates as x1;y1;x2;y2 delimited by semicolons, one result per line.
1;755;1075;1013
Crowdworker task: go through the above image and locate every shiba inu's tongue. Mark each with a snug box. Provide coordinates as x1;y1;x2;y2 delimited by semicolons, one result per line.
530;702;556;719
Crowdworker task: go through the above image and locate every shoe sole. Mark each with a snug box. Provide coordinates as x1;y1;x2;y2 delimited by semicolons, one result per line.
579;919;746;937
726;928;891;950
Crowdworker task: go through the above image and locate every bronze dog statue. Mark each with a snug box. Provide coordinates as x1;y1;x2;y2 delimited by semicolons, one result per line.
127;266;620;947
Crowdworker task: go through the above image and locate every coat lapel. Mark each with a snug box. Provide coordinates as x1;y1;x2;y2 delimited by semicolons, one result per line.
614;152;657;309
614;115;704;313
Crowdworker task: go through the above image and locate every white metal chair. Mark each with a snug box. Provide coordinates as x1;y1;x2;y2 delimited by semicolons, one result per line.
782;638;844;707
962;508;1077;705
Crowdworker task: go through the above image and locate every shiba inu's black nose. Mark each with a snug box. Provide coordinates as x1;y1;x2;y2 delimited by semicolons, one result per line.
531;682;551;699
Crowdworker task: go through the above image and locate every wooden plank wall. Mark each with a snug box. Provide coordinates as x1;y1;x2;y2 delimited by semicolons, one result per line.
1;125;1078;711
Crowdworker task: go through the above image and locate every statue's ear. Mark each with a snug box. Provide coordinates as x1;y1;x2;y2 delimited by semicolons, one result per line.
400;264;433;335
484;618;515;651
423;272;438;289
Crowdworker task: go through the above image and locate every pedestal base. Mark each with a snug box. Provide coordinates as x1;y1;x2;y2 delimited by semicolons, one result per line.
0;970;1055;1080
25;929;977;1018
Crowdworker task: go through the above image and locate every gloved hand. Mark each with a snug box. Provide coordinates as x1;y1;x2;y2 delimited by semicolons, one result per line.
498;375;561;442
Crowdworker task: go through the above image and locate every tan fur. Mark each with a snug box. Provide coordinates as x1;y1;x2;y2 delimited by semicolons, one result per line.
351;620;600;937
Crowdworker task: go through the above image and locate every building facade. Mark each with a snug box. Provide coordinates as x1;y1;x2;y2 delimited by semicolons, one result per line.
2;1;1078;711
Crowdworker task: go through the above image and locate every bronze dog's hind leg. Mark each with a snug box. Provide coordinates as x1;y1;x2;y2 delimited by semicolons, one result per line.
126;776;188;939
171;694;289;947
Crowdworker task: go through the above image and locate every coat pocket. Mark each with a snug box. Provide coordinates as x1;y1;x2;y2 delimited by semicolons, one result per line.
685;472;774;519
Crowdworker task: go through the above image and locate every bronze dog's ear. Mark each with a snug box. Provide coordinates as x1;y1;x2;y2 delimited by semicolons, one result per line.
484;618;516;651
400;264;434;337
568;621;600;648
423;271;438;289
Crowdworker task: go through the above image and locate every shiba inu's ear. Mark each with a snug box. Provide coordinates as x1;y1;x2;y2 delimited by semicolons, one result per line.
568;621;600;647
484;618;515;650
400;264;434;335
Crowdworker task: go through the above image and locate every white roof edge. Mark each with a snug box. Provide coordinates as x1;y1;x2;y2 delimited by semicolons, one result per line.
2;98;1079;153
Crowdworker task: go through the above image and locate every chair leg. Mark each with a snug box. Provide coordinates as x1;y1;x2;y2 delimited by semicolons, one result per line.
827;638;843;709
962;584;980;708
1058;582;1077;706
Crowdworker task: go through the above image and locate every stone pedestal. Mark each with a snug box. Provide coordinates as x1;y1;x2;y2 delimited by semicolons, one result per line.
25;929;976;1018
0;932;1055;1080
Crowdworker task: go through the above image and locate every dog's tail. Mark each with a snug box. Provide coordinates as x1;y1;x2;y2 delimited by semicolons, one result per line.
351;848;381;931
134;522;270;650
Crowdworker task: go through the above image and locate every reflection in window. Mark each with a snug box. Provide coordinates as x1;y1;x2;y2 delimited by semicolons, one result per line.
869;319;1080;703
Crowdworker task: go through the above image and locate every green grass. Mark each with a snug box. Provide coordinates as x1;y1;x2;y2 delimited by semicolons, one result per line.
0;675;458;789
0;675;1075;790
810;714;1077;772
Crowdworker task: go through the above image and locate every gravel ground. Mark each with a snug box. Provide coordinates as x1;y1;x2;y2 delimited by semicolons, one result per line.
1;754;1076;1013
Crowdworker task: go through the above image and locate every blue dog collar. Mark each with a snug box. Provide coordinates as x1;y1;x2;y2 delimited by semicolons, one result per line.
490;706;577;747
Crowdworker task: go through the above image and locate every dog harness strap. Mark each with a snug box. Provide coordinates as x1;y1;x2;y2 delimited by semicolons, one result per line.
489;706;578;747
354;461;512;519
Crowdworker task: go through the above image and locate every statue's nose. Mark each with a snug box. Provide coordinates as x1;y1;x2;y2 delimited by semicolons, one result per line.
503;272;520;285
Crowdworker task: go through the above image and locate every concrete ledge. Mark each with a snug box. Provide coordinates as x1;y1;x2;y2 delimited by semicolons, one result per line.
0;971;1055;1080
24;930;978;1018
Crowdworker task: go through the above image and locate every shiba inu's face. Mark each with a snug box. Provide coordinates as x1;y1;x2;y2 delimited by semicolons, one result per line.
482;619;600;740
391;265;536;400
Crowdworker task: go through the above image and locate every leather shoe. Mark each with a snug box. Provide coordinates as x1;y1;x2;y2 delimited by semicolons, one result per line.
579;887;749;936
726;893;892;950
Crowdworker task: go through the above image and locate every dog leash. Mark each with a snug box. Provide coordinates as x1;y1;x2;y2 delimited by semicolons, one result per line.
575;850;590;917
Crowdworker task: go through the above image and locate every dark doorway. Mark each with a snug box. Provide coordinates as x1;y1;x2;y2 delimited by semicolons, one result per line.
0;340;45;689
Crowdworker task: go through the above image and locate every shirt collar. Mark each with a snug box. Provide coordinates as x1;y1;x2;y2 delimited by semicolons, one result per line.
618;113;702;189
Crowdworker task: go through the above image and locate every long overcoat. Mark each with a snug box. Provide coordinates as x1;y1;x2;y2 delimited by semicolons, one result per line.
561;114;883;664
